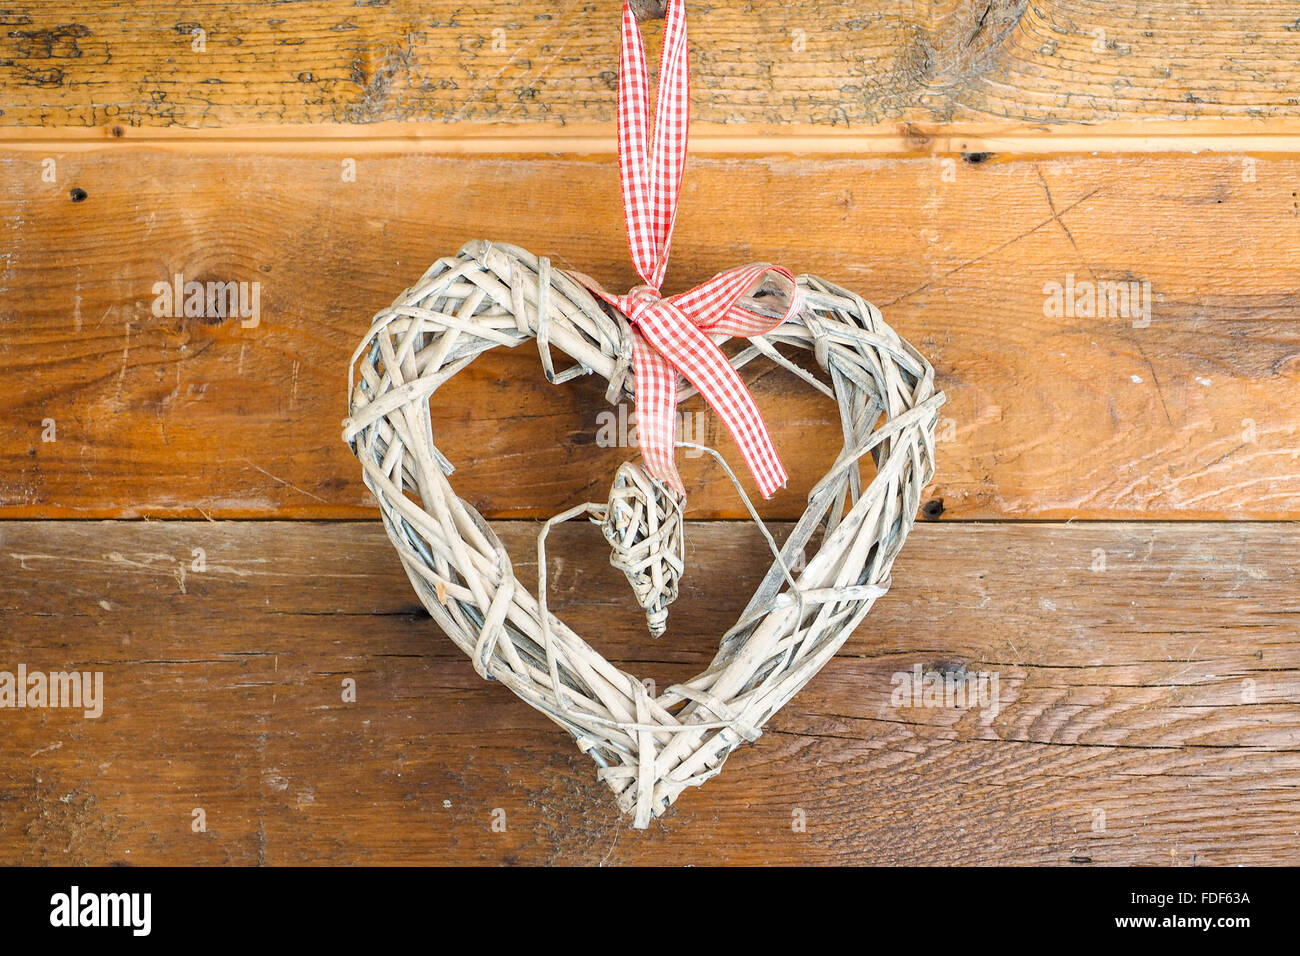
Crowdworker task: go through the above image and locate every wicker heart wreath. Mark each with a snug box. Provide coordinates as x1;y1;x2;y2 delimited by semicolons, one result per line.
341;1;944;827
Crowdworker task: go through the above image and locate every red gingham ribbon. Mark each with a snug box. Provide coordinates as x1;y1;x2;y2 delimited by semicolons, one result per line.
566;0;802;499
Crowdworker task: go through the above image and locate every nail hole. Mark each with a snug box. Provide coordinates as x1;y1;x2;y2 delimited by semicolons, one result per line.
962;152;993;165
69;187;88;203
922;498;945;520
110;125;124;138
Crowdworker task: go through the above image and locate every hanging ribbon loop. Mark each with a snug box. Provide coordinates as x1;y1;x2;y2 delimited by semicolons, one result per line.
567;0;802;499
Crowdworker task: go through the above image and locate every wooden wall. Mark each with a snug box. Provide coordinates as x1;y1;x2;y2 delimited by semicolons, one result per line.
1;1;1297;864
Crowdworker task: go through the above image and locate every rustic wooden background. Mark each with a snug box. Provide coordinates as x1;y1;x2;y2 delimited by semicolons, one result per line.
1;0;1297;865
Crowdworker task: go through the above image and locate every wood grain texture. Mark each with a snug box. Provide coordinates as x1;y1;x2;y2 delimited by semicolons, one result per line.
1;149;1298;519
2;0;1292;875
2;1;1300;131
0;519;1295;865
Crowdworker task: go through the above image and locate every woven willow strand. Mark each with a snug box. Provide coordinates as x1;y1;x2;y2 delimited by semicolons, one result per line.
343;239;944;827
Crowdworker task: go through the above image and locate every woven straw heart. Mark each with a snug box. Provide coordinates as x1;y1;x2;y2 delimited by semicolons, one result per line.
343;239;944;827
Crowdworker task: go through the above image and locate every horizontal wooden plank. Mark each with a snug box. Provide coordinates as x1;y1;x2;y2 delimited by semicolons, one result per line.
2;1;1300;133
2;150;1298;519
0;519;1296;865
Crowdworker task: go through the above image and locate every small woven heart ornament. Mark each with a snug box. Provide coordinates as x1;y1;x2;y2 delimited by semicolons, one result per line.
602;461;685;639
342;0;944;827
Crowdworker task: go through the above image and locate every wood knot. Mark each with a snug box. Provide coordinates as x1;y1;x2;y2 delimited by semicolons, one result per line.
629;0;667;22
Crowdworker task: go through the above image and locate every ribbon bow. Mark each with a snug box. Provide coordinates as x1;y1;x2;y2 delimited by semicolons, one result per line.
567;0;802;499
